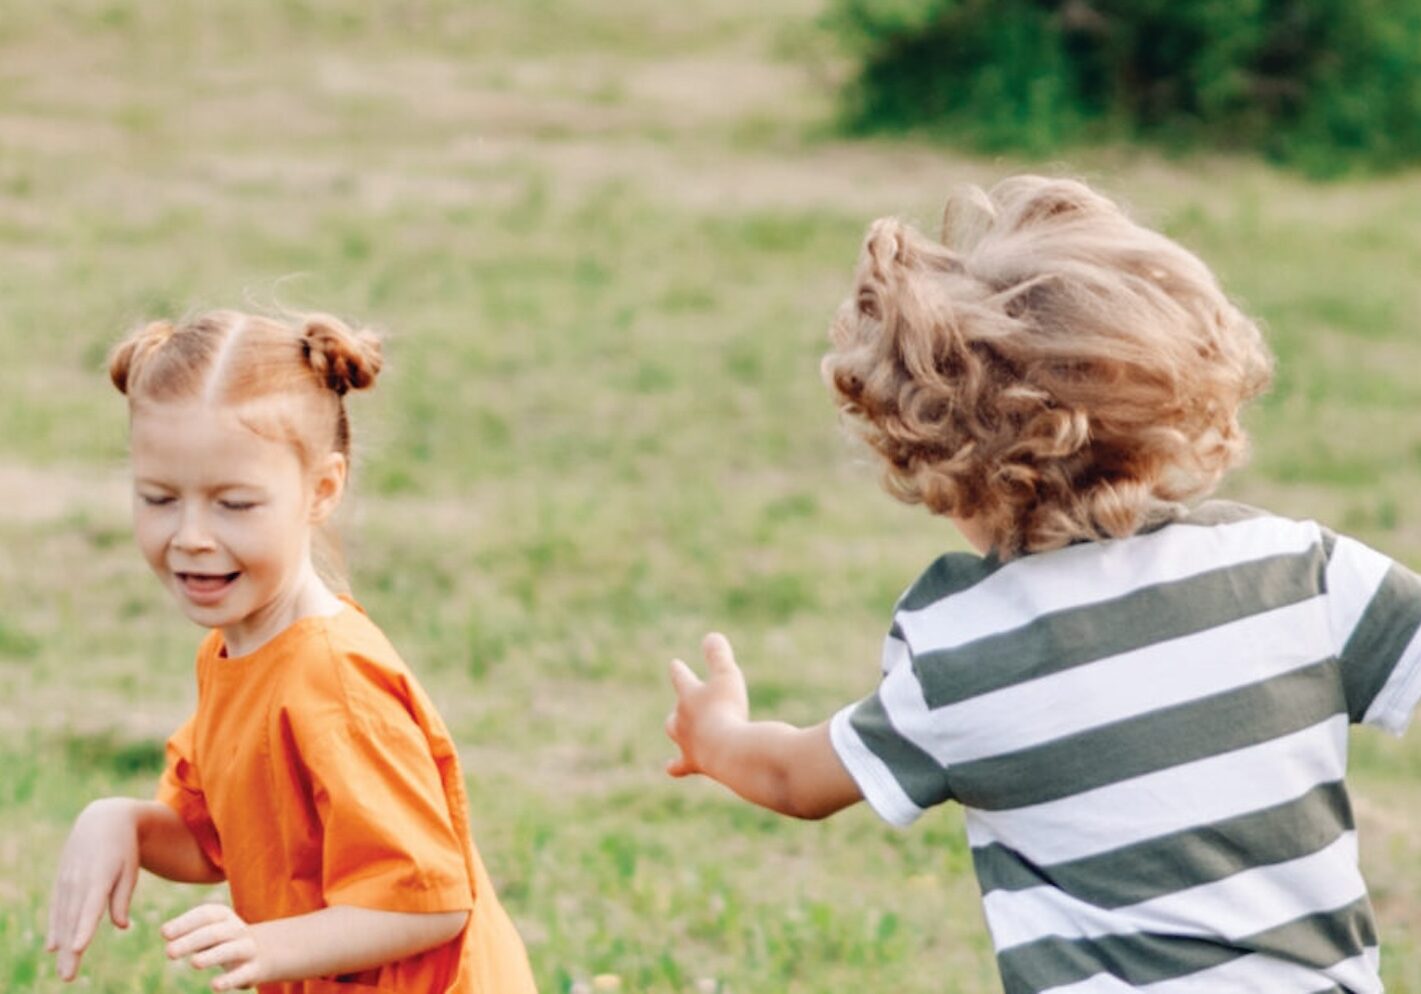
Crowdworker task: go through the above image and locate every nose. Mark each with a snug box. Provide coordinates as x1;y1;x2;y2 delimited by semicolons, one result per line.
172;503;217;554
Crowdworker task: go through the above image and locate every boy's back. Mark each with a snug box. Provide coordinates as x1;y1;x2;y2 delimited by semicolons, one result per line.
833;500;1421;993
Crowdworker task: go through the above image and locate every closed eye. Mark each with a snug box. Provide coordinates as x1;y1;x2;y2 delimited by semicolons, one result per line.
219;500;258;511
139;494;174;507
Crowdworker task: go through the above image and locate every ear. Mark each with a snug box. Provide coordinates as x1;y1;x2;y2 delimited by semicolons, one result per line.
309;452;347;524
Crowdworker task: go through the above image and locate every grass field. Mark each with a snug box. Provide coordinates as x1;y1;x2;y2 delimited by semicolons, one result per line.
3;2;1421;991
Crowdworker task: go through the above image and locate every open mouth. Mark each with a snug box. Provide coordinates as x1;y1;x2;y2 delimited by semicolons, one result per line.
175;571;240;603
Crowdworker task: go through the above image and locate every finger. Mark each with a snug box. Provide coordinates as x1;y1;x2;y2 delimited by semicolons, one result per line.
48;867;80;956
701;632;738;677
109;859;138;930
667;657;701;696
168;917;240;959
663;711;679;741
162;903;229;941
190;934;253;970
56;947;80;982
45;882;64;952
56;918;92;980
666;755;694;778
45;871;64;951
213;959;259;992
65;885;110;972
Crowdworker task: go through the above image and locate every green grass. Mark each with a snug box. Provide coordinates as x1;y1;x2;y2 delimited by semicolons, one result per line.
3;1;1421;992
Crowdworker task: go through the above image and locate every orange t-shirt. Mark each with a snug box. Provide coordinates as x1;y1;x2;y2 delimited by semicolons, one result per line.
157;601;537;994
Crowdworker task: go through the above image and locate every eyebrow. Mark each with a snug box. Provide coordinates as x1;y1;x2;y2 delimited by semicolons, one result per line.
133;478;267;493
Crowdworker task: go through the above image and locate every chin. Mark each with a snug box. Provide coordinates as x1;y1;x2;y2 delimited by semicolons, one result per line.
168;587;238;628
176;603;234;630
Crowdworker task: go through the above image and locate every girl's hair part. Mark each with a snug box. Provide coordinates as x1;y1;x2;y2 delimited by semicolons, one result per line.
108;309;382;460
822;175;1274;558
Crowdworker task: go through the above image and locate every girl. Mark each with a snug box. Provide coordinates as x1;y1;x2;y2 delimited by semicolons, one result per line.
666;176;1421;991
46;311;537;994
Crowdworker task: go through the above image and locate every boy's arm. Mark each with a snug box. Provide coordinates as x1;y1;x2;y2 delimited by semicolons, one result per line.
665;632;863;820
47;797;222;982
161;903;468;992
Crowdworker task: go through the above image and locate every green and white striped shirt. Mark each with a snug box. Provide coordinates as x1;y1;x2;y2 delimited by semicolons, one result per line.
831;502;1421;993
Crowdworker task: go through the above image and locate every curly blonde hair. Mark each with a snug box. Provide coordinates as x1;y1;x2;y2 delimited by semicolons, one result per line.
823;175;1274;558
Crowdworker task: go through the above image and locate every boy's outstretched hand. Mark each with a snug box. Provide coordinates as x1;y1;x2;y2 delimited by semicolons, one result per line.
665;632;749;778
663;632;863;819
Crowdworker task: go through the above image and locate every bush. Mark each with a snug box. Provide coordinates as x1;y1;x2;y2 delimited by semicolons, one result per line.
827;0;1421;175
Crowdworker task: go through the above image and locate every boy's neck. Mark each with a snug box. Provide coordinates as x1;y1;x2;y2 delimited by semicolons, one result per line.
952;514;995;555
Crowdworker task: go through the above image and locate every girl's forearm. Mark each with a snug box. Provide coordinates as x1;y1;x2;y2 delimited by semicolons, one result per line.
87;798;222;884
251;906;469;983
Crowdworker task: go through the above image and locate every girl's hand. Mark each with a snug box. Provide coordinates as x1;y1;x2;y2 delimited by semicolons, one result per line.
163;904;468;989
665;632;749;778
46;798;142;981
163;903;263;992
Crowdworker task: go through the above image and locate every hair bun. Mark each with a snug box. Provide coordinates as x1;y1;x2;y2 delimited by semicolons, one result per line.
300;314;383;395
109;319;177;395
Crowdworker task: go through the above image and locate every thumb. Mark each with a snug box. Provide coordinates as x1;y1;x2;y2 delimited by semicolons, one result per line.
667;657;701;696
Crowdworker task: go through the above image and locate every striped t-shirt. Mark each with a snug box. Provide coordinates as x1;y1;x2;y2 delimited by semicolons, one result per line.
830;502;1421;993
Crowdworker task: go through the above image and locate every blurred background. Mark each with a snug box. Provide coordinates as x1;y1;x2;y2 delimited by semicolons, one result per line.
2;2;1421;991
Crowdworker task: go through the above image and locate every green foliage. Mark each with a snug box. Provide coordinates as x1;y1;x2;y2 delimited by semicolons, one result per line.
63;731;167;779
0;618;40;660
828;0;1421;174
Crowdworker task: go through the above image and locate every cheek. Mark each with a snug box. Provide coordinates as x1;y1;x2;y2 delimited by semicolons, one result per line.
228;514;306;570
131;511;167;561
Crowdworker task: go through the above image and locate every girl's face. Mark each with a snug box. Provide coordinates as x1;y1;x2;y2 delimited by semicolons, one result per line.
128;399;343;656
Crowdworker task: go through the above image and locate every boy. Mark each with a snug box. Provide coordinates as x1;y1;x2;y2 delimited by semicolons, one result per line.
666;176;1419;992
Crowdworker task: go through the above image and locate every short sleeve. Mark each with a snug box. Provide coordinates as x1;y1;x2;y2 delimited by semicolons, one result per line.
305;703;474;913
829;627;955;827
156;714;224;871
1324;530;1421;734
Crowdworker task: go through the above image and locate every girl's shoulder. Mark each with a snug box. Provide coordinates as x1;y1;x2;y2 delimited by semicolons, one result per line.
319;600;412;676
271;602;432;731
